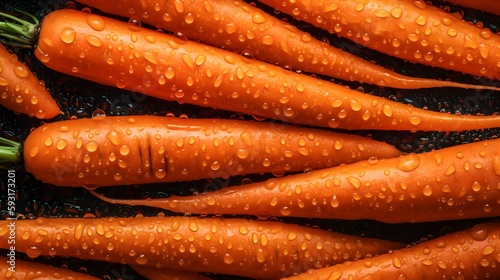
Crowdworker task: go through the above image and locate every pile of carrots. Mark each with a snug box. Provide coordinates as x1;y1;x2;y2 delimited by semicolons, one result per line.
0;0;499;279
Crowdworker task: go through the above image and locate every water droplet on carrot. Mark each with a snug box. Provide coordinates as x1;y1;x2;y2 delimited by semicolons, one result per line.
86;35;102;47
119;144;130;156
469;224;489;241
86;141;98;152
14;65;29;78
422;185;433;196
56;139;68;150
127;16;142;32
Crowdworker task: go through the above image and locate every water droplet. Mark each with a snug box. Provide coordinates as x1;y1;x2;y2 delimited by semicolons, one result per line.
86;141;98;152
252;11;266;24
469;224;489;241
60;26;77;44
86;35;102;47
390;7;403;18
374;9;390;18
223;253;234;264
56;139;68;151
184;13;195;24
492;156;500;176
87;14;105;31
135;255;148;265
119;144;130;156
383;104;393;117
14;65;29;78
127;16;142;32
397;155;420;172
422;185;433;196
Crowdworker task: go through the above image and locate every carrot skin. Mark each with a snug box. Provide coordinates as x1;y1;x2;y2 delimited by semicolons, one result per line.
0;43;60;119
0;216;403;279
282;222;500;280
0;256;100;280
34;9;500;131
130;265;213;280
97;139;500;223
74;0;499;91
22;115;400;187
444;0;500;16
258;0;500;80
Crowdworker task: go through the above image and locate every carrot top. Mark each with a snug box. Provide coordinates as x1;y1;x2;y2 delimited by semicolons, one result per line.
0;9;38;47
0;136;20;165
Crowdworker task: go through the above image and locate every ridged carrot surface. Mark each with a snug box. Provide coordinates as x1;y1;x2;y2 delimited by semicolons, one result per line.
0;216;403;279
0;256;99;279
282;222;500;280
21;115;400;187
444;0;500;16
93;139;500;223
74;0;500;91
259;0;500;80
0;43;60;119
32;9;500;131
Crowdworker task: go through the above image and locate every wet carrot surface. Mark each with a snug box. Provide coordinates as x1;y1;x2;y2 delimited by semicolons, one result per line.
0;216;403;279
0;1;499;280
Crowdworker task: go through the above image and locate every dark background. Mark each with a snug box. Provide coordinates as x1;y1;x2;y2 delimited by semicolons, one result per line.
0;0;499;279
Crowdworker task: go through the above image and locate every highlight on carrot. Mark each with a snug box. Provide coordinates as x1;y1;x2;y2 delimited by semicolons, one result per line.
282;222;500;280
0;42;60;119
2;9;500;131
0;256;100;279
1;115;401;187
0;216;404;279
74;0;500;91
130;265;213;280
92;138;500;223
258;0;500;81
444;0;500;16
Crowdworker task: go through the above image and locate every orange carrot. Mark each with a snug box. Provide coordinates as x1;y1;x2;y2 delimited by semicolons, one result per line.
0;256;99;279
0;43;60;119
258;0;500;80
282;222;500;280
131;265;213;280
74;0;500;91
92;138;500;223
6;115;401;187
0;216;403;279
444;0;500;16
4;9;500;131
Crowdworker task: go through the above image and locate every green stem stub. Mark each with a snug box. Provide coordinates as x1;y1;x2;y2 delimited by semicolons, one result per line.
0;9;38;48
0;137;21;165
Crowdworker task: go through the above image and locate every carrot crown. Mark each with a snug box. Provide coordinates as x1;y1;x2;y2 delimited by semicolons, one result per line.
0;136;21;165
0;9;38;48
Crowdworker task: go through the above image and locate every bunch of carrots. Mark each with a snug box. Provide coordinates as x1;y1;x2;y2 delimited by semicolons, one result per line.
0;0;499;279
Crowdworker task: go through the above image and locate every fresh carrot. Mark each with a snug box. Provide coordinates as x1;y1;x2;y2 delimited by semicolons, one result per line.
282;222;500;280
74;0;500;91
0;42;60;119
92;138;500;223
0;256;100;279
258;0;500;81
131;265;213;280
444;0;500;16
3;115;401;187
2;9;500;131
0;216;403;279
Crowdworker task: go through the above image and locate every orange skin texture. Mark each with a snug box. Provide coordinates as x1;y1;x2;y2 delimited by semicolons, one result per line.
96;139;500;223
73;0;500;90
0;216;403;279
35;9;500;131
259;0;500;80
0;44;60;119
22;115;401;187
130;265;213;280
283;222;500;280
445;0;500;17
0;256;99;280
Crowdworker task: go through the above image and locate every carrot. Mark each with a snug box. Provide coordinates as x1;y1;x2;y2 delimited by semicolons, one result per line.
258;0;500;81
3;9;500;131
0;216;404;279
0;256;99;279
92;138;500;223
130;265;213;280
74;0;500;91
282;222;500;280
0;42;60;119
444;0;500;16
4;115;401;187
